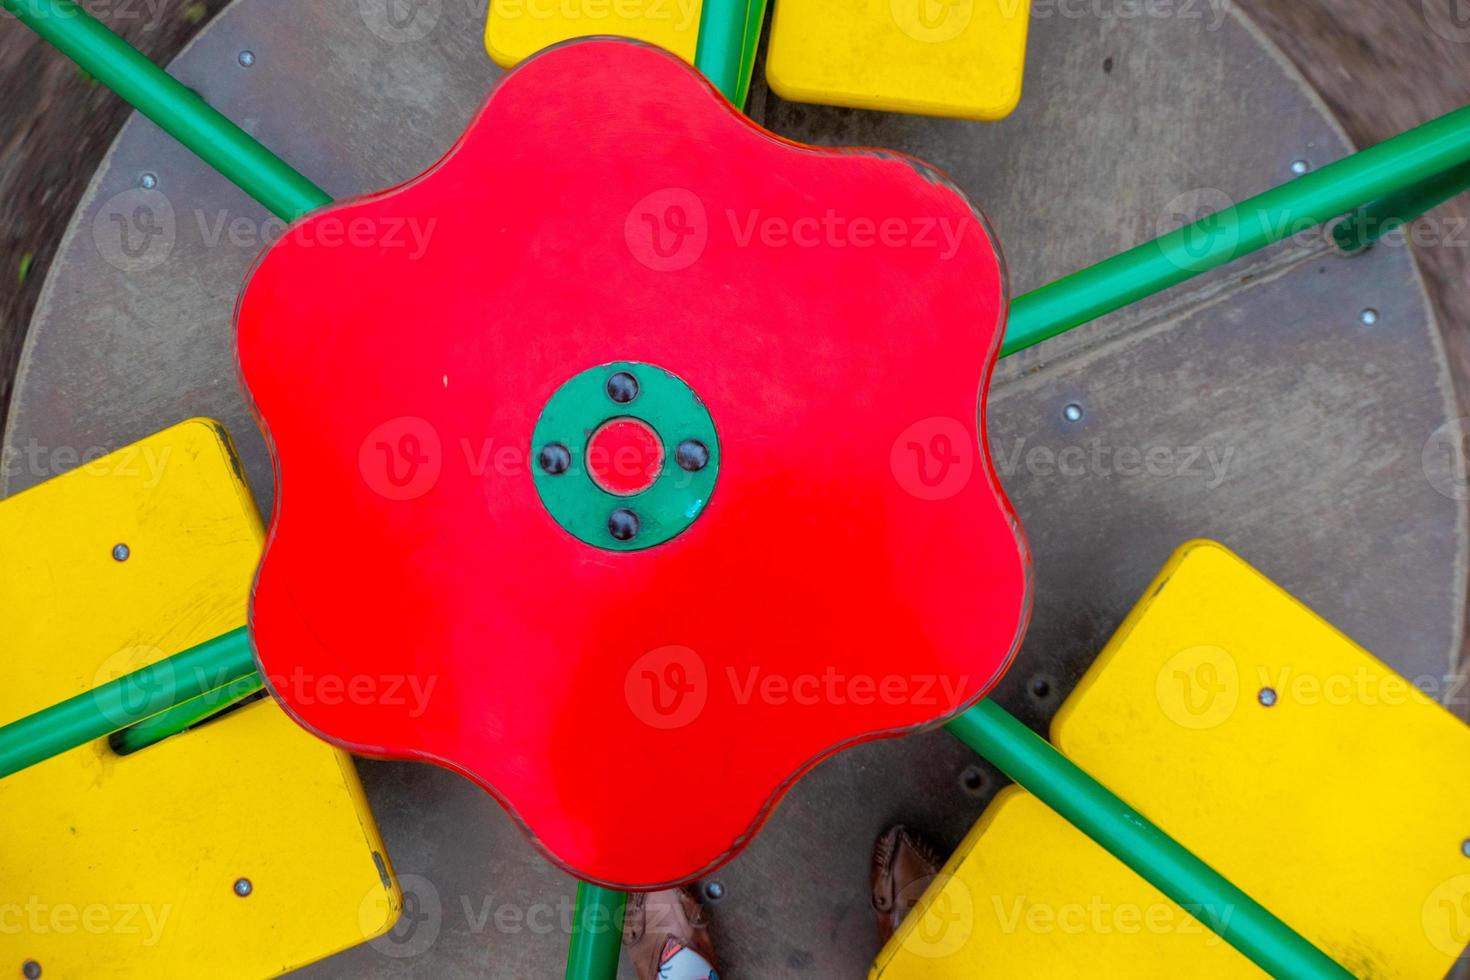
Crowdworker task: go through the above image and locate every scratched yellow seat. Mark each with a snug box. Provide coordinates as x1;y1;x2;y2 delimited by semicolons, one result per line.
873;539;1470;978
0;419;401;978
766;0;1029;120
485;0;703;69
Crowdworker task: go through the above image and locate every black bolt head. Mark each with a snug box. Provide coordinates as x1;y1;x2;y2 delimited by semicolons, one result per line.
22;962;40;980
608;508;640;541
606;371;640;404
538;443;571;475
675;439;710;472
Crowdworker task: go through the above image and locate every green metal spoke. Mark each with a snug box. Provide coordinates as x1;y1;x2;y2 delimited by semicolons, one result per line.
1332;158;1470;253
0;0;331;221
694;0;766;107
566;882;626;980
0;627;256;779
109;670;265;756
1003;104;1470;357
948;700;1352;979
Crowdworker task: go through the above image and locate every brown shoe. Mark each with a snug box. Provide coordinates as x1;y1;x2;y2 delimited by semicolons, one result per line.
622;887;718;980
871;825;947;944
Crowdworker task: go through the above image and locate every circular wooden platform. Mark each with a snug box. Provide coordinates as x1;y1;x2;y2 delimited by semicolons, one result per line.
3;1;1464;975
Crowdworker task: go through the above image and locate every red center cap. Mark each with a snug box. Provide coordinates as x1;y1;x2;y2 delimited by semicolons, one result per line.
586;418;664;495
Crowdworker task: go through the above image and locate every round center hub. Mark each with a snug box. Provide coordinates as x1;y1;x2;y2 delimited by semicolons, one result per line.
531;362;720;551
586;418;664;496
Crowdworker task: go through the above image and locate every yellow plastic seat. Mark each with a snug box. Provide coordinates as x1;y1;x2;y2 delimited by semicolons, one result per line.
0;419;401;978
766;0;1030;120
485;0;703;69
873;539;1470;978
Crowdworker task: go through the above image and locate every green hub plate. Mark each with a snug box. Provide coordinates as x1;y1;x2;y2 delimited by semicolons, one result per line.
531;362;720;551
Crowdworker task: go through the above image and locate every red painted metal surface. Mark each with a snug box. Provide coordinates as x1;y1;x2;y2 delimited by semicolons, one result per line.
235;38;1031;889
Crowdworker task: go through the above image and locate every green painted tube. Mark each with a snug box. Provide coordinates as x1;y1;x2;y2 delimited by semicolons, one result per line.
0;627;256;779
565;882;626;980
1332;159;1470;252
694;0;764;107
1003;104;1470;357
948;700;1352;980
109;670;265;756
0;0;331;221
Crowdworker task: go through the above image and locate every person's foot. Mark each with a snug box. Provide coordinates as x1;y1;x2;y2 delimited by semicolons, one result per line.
622;887;718;980
871;825;946;943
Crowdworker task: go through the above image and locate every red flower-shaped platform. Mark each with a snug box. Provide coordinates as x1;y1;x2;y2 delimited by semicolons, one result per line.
236;38;1031;888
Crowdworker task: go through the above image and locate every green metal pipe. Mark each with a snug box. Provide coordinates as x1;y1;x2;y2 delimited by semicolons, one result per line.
565;882;626;980
0;0;331;221
1331;159;1470;253
693;0;765;107
109;670;264;756
1003;105;1470;357
947;700;1352;979
0;627;256;779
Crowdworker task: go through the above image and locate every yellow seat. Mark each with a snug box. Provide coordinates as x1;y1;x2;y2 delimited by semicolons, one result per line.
765;0;1029;120
0;419;401;978
873;540;1470;978
485;0;703;69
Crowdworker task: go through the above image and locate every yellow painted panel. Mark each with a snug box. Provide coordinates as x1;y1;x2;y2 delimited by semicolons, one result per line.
485;0;702;70
766;0;1029;120
875;539;1470;978
0;419;400;978
872;786;1260;978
